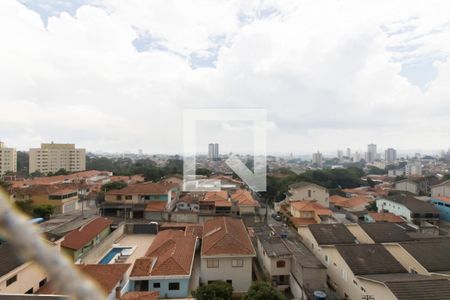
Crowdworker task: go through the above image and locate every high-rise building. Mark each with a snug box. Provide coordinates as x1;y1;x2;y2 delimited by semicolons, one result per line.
208;143;219;160
385;148;397;163
337;150;344;160
0;141;17;176
346;148;351;158
366;144;377;163
353;151;361;162
405;161;422;177
312;152;323;166
29;142;86;174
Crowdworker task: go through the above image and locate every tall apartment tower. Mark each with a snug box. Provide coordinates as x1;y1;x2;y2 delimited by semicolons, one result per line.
366;144;377;163
29;142;86;174
312;152;323;167
208;143;219;160
346;148;351;158
0;141;17;176
385;148;397;163
337;150;344;160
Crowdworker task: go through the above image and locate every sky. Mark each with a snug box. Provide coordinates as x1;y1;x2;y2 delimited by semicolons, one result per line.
1;0;450;155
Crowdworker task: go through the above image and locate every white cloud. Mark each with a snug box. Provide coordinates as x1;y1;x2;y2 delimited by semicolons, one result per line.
1;0;450;154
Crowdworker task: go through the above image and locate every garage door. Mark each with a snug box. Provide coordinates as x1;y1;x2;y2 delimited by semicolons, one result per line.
133;223;158;234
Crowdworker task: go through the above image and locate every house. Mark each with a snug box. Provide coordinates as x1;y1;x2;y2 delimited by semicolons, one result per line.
270;225;328;298
358;223;414;244
297;224;358;265
385;239;450;277
103;182;179;219
356;273;450;300
230;189;260;215
430;197;450;222
330;195;371;212
110;175;145;185
431;179;450;198
325;244;408;299
37;264;131;300
13;184;79;214
200;217;256;293
364;212;406;223
394;179;420;195
254;225;292;290
289;201;333;226
284;182;329;207
199;190;233;215
129;230;197;299
376;195;439;225
61;217;112;261
176;193;202;212
0;241;52;295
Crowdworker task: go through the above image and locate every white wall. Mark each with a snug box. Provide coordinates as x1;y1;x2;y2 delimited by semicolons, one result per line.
200;257;253;293
376;199;411;221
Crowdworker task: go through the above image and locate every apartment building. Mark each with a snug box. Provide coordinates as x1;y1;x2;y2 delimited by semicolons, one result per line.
0;141;17;176
29;143;86;174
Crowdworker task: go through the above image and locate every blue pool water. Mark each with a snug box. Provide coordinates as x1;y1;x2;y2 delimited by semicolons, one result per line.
99;247;131;264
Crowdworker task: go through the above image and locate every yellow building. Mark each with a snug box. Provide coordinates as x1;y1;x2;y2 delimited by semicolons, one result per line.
29;143;86;174
0;141;17;176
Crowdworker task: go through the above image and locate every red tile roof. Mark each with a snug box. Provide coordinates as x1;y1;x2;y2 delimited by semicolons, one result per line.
107;182;177;196
291;201;332;216
231;189;260;207
12;170;110;187
37;263;130;295
13;184;78;196
330;195;371;209
368;212;406;223
202;217;256;257
61;217;112;250
144;201;167;212
131;230;196;277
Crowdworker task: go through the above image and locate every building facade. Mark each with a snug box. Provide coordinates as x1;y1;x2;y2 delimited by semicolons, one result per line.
0;141;17;176
29;143;86;174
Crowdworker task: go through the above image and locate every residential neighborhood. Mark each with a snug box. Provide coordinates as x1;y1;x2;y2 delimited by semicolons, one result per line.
2;1;450;299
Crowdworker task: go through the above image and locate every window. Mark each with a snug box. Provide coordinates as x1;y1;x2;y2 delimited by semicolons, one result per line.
116;195;122;200
276;260;286;268
324;255;329;265
125;195;132;200
6;275;17;286
153;282;160;288
26;288;33;294
231;259;244;267
207;259;219;268
168;282;180;290
226;280;233;285
39;278;47;287
308;190;312;198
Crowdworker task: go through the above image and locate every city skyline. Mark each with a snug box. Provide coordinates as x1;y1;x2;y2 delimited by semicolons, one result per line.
2;0;450;153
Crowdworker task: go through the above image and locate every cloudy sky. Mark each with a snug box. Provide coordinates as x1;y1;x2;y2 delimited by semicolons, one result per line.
1;0;450;155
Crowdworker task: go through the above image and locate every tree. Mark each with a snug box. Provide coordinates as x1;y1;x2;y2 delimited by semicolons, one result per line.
193;281;233;300
0;179;11;190
196;168;212;177
32;204;56;220
102;181;127;192
243;282;285;300
54;168;69;176
30;170;44;177
367;166;386;175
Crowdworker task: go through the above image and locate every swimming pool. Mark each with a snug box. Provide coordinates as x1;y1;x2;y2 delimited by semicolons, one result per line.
99;247;132;264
